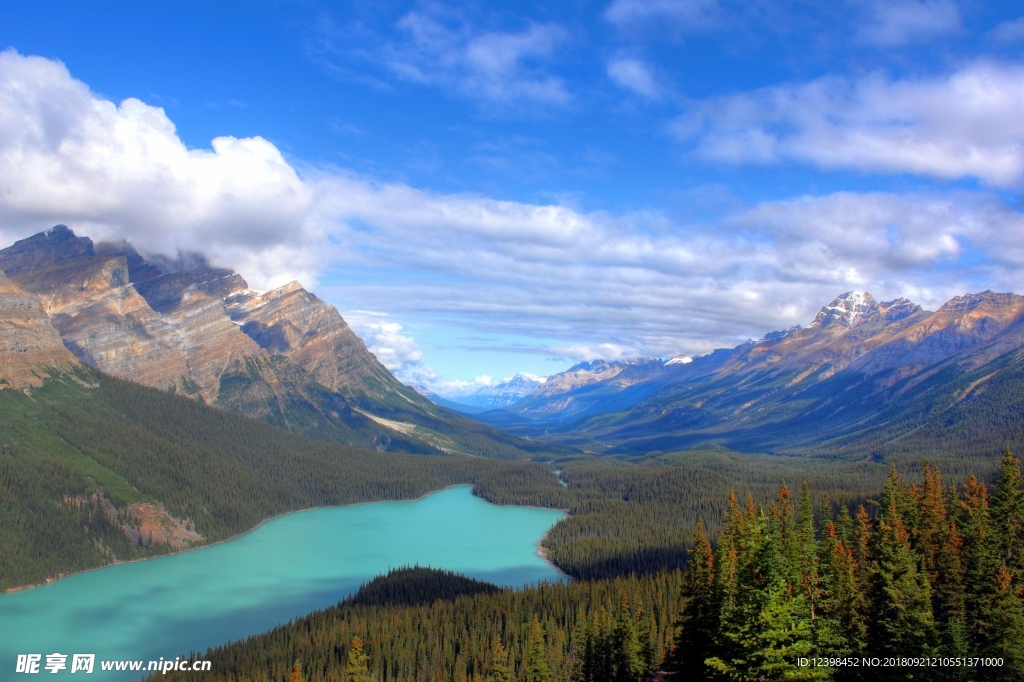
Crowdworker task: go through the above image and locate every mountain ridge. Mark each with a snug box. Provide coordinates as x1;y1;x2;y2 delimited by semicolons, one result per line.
0;226;538;459
474;289;1024;459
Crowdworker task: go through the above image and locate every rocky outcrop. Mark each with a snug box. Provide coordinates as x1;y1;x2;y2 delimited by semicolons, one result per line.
0;271;80;388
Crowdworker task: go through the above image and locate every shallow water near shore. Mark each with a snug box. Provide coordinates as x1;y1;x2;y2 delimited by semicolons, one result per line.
0;486;565;680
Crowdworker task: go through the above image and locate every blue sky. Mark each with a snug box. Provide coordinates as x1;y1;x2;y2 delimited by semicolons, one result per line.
1;1;1024;395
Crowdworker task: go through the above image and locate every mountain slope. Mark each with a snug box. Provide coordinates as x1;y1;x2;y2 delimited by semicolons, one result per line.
0;226;538;458
0;366;528;591
501;291;1024;459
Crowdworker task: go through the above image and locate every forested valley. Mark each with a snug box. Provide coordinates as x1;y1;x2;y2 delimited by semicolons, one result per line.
152;455;1024;682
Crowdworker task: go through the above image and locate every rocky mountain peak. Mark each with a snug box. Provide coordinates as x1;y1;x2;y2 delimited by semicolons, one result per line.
0;224;95;277
810;291;878;328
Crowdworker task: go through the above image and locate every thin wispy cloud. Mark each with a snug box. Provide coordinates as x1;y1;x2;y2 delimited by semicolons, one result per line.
855;0;961;47
605;0;722;30
991;16;1024;44
607;57;662;99
310;6;572;111
674;61;1024;187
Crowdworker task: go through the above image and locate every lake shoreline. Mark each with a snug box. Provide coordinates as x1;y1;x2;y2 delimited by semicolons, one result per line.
3;484;568;594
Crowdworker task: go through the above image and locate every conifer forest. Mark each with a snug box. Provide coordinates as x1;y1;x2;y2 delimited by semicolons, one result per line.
151;453;1024;682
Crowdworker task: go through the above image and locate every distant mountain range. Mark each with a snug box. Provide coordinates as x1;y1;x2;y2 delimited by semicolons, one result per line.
417;373;546;413
471;290;1024;459
0;226;536;459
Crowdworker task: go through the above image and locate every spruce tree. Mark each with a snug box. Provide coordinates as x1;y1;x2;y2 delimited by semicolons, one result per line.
611;594;645;682
490;637;514;682
979;566;1024;681
526;616;553;682
346;637;373;682
667;520;720;680
958;474;1000;654
868;472;938;664
707;503;828;681
990;446;1024;579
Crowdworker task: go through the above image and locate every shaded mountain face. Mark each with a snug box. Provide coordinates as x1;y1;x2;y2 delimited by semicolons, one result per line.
0;226;532;458
483;290;1024;459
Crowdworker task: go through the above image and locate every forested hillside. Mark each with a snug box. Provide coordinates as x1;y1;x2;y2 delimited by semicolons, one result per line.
476;442;1014;581
151;456;1024;682
0;368;552;591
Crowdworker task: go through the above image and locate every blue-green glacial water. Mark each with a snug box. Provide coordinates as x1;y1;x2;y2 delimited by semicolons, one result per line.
0;486;565;679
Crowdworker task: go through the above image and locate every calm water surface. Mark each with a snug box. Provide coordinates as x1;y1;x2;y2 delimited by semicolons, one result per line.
0;486;564;679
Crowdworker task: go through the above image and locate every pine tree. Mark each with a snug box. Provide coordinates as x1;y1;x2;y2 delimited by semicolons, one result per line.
868;472;937;664
979;566;1024;681
935;520;970;681
822;522;866;662
990;445;1024;579
666;520;720;680
290;660;304;682
958;474;1001;654
526;616;553;682
707;501;828;681
611;594;645;682
346;637;373;682
490;637;514;682
914;461;948;589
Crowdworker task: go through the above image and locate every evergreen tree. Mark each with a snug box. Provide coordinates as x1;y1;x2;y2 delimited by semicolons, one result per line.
935;521;970;681
346;637;373;682
611;594;645;682
290;660;304;682
707;503;828;681
867;470;937;666
958;474;1000;653
490;638;514;682
667;520;720;680
979;566;1024;681
526;616;553;682
990;446;1024;579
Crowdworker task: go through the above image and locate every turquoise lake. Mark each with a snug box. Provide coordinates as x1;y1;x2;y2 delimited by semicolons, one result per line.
0;486;565;680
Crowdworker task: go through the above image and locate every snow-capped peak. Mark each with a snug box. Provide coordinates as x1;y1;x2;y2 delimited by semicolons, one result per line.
666;355;693;365
810;291;878;328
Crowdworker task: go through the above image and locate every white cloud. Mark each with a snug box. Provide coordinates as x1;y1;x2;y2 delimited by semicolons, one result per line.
605;0;721;30
991;17;1024;44
343;311;423;372
378;11;570;108
5;50;1024;374
674;61;1024;187
856;0;960;47
0;50;320;290
607;57;662;99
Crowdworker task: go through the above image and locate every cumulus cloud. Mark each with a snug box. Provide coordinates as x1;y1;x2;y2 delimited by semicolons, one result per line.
0;51;323;290
4;50;1024;373
856;0;960;47
342;310;423;372
607;57;662;99
674;61;1024;187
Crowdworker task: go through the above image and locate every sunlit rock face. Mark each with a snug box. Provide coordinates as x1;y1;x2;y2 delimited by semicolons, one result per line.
0;226;426;416
0;270;79;388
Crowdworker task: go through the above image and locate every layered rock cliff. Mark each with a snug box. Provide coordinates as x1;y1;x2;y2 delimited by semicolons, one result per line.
0;270;79;388
0;226;474;453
